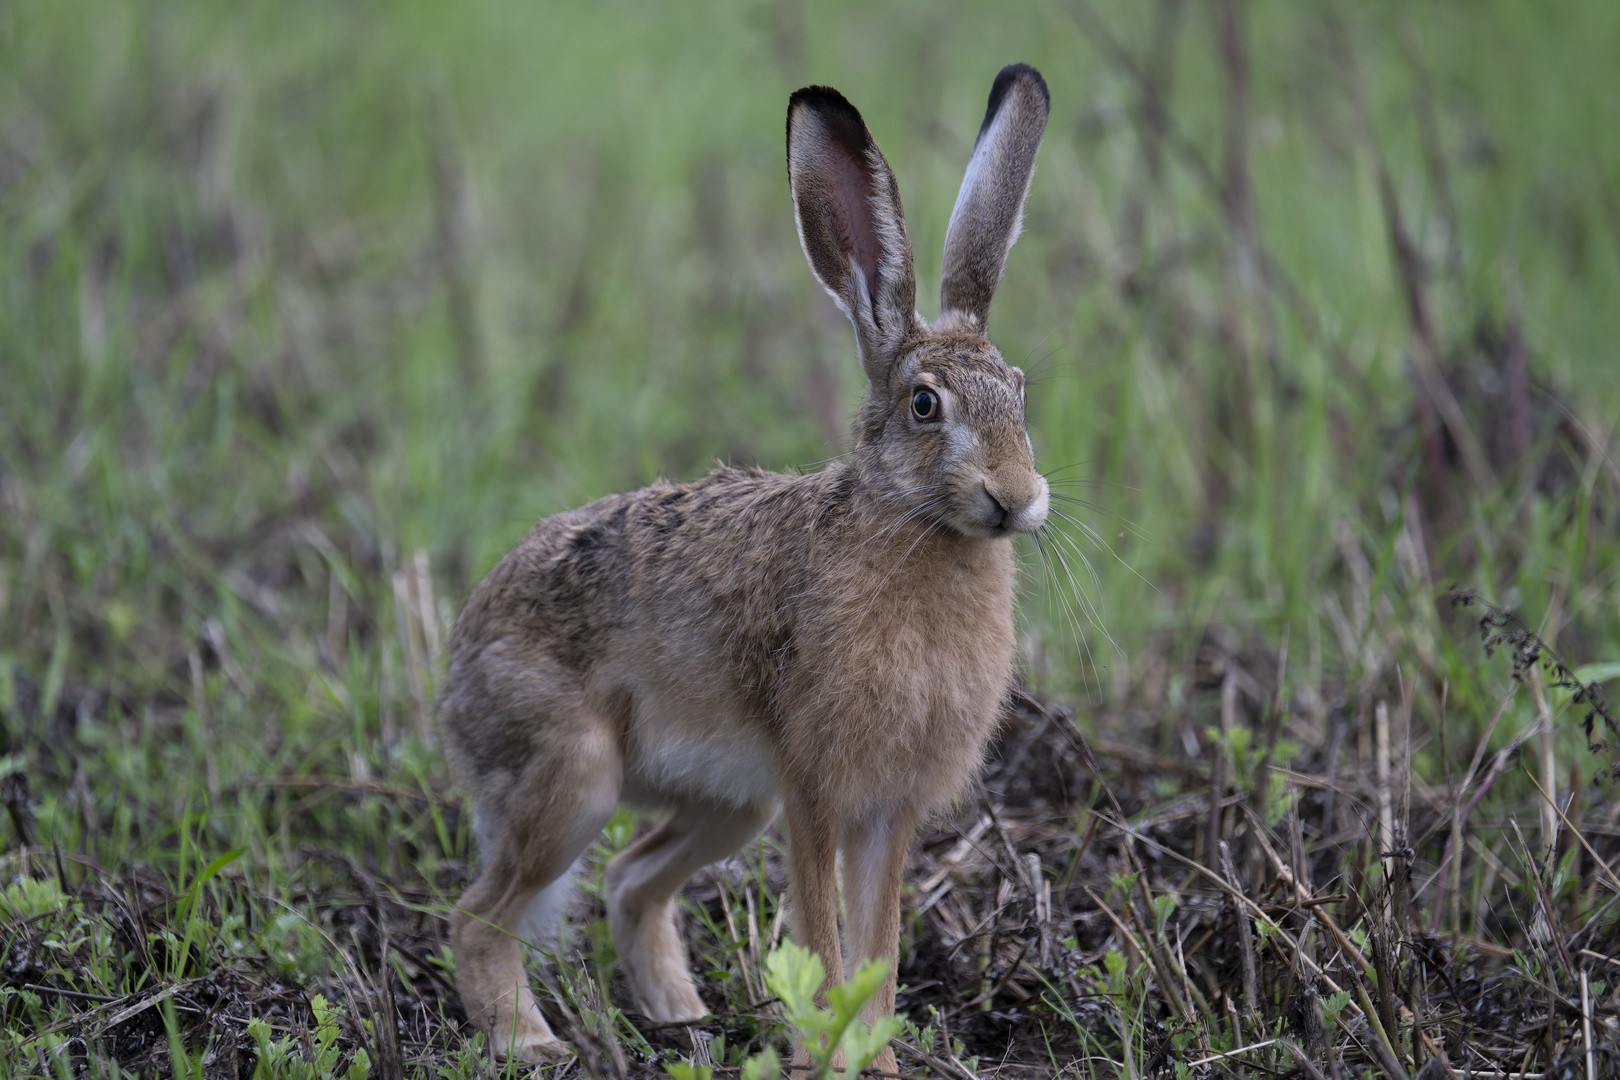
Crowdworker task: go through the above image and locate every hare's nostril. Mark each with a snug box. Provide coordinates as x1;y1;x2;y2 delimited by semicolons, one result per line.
982;489;1012;529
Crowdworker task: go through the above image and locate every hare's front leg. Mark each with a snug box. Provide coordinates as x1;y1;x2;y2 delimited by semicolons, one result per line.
841;810;920;1078
450;739;622;1064
785;792;847;1071
605;799;777;1022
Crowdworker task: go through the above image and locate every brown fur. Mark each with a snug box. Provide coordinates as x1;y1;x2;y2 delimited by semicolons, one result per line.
438;66;1050;1068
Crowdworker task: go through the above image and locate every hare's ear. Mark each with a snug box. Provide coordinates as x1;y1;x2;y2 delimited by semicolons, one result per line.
788;86;919;387
939;64;1049;332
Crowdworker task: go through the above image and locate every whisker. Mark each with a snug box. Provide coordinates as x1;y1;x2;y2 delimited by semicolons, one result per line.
1046;523;1104;597
1046;495;1153;544
1048;494;1112;513
1033;527;1088;682
1037;523;1107;693
798;448;858;469
1046;507;1157;590
1020;327;1063;373
1044;477;1141;493
1043;520;1122;651
864;492;949;549
818;490;952;586
1038;460;1102;479
858;515;949;621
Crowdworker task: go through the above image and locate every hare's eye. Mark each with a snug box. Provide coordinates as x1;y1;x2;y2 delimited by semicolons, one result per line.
911;388;940;423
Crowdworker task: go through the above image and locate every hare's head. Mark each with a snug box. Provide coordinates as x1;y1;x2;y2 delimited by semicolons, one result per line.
788;65;1050;540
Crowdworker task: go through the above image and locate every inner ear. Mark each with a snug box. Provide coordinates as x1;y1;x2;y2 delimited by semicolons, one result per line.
788;85;919;381
820;122;883;305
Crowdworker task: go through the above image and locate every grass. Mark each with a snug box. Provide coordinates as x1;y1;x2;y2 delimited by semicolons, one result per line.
2;0;1619;1075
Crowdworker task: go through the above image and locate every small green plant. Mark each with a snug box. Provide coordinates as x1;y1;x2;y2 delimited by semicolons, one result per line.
1169;1024;1198;1080
1321;988;1353;1029
0;876;70;920
665;1065;714;1080
749;941;902;1080
1207;726;1299;825
740;1048;782;1080
423;1033;486;1080
901;1005;939;1056
247;995;372;1080
1108;871;1139;903
1151;893;1177;937
1101;948;1133;1005
663;942;896;1080
950;1036;980;1076
772;943;903;1080
256;911;332;984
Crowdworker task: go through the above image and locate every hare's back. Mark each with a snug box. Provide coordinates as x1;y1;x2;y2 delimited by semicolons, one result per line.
456;465;822;647
441;467;832;794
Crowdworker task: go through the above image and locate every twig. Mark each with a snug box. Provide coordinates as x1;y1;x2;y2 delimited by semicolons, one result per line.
1376;700;1395;886
1219;840;1259;1019
1276;1037;1330;1080
1579;948;1620;971
1523;768;1620;895
1570;890;1620;950
48;978;205;1040
1582;969;1595;1080
1186;1038;1278;1069
1432;684;1519;922
1349;969;1412;1080
1531;664;1560;856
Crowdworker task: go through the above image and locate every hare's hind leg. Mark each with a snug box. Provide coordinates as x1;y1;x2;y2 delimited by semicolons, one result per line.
605;799;777;1022
450;725;622;1064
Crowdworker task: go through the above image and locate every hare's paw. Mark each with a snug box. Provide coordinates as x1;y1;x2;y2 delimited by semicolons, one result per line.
487;999;573;1064
495;1032;572;1066
611;903;707;1023
622;931;707;1022
471;982;572;1064
632;965;707;1024
517;1039;573;1065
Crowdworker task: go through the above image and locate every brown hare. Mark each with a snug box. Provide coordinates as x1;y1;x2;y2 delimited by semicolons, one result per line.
439;63;1050;1068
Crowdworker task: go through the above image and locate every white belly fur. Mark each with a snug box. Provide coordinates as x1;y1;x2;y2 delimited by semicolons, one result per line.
620;690;779;809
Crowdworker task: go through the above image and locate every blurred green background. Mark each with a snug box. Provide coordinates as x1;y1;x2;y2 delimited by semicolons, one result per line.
2;0;1618;853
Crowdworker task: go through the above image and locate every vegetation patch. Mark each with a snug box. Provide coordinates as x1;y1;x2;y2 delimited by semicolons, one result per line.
3;1;1619;1076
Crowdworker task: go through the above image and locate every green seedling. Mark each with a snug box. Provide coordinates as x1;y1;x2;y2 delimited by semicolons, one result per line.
248;994;372;1080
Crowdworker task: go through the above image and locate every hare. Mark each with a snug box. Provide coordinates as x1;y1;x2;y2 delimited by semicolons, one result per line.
439;63;1050;1068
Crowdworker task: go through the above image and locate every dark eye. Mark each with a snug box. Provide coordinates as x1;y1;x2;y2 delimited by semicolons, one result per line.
911;388;940;422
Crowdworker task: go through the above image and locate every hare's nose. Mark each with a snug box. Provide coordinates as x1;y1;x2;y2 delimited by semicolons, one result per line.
983;478;1049;535
978;487;1013;531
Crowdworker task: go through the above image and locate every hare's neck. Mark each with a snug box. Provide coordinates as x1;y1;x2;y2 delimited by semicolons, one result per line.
846;489;1013;581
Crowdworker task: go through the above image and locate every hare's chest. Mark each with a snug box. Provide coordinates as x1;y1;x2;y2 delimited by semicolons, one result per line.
877;551;1016;709
804;559;1017;808
898;596;1016;737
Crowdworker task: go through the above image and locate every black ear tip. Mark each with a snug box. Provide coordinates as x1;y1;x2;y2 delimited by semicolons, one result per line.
787;85;872;155
789;86;867;127
982;63;1050;133
790;85;852;113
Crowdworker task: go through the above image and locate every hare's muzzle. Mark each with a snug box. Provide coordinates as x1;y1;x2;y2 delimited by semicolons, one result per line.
979;474;1049;535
